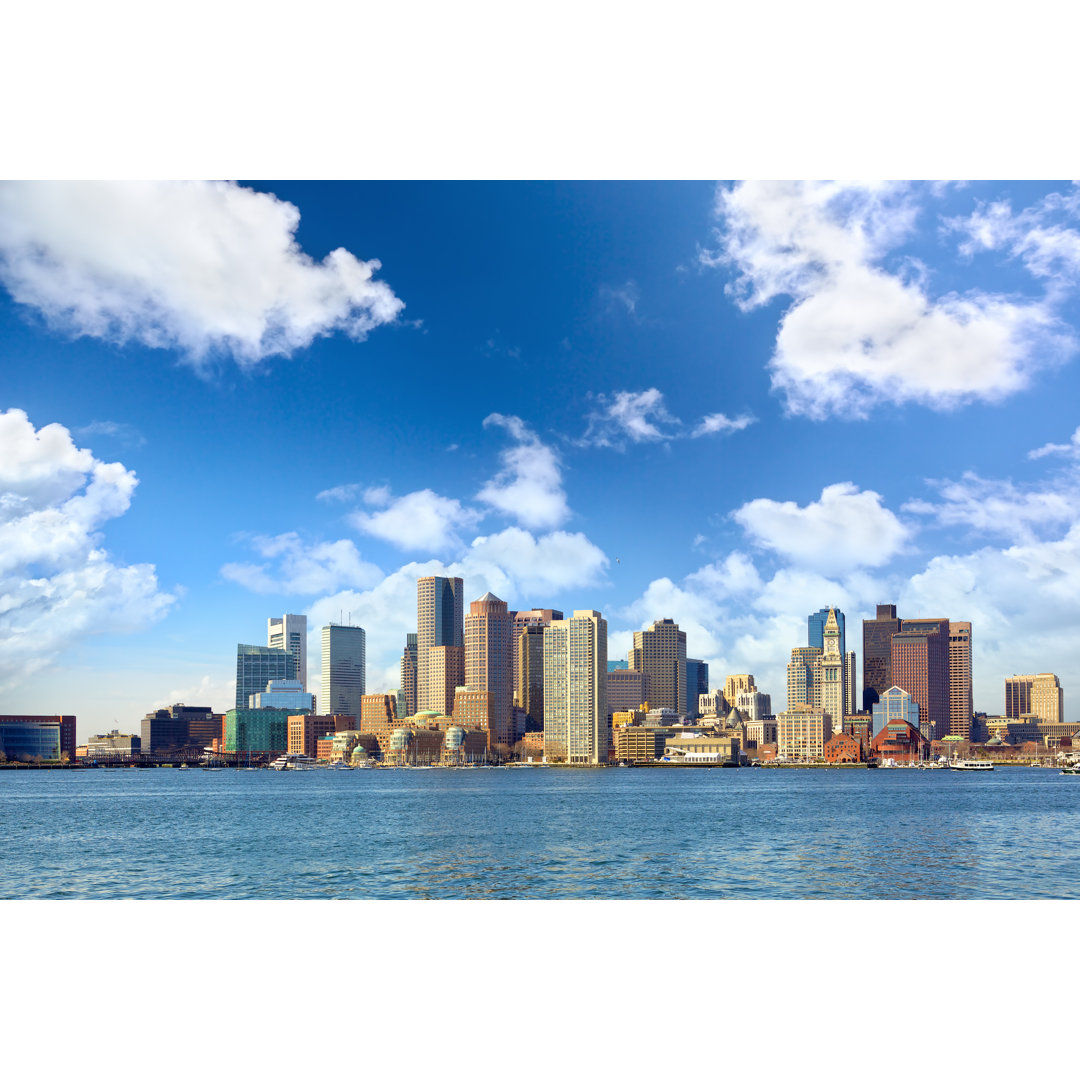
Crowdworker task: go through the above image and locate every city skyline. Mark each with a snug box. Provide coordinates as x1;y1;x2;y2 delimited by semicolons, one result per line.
6;181;1080;740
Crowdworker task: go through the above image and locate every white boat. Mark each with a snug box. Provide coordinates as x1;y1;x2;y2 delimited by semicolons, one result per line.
949;759;994;771
270;754;319;771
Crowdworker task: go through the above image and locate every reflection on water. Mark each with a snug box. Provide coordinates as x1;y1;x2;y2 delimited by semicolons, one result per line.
1;767;1078;899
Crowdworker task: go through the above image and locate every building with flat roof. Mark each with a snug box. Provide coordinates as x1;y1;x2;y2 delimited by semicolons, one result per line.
86;730;141;758
685;659;708;719
862;604;901;711
776;704;831;761
631;618;687;715
417;576;464;713
400;633;418;719
268;614;307;691
948;622;973;740
321;624;366;719
544;610;608;764
224;708;294;754
0;715;76;762
1006;673;1063;726
892;618;950;740
141;704;219;755
249;679;314;712
236;645;297;710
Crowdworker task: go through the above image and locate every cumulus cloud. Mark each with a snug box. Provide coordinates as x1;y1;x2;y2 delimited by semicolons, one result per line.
733;482;911;574
903;471;1080;544
348;488;484;554
691;412;756;438
0;181;404;368
221;532;384;595
305;526;609;694
946;187;1080;284
0;408;174;690
476;413;569;530
704;181;1073;418
1029;425;1080;460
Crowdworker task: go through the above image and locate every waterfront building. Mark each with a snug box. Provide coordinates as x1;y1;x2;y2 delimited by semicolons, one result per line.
843;713;873;755
268;614;308;691
862;603;901;711
808;606;846;657
249;679;314;712
662;732;740;764
511;609;562;712
892;618;950;740
630;618;687;715
948;622;973;740
464;592;514;747
870;715;928;763
416;576;464;713
141;704;219;755
287;713;340;757
543;610;608;765
776;704;831;761
1005;673;1063;725
224;707;294;754
400;633;418;718
787;647;822;709
361;694;397;730
743;714;778;747
685;659;709;720
321;624;366;719
613;725;664;764
723;674;755;703
607;668;648;715
871;686;920;739
823;732;863;763
236;644;297;710
86;730;141;758
0;716;64;761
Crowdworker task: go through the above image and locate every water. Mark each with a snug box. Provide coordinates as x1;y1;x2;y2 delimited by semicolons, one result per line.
2;766;1078;898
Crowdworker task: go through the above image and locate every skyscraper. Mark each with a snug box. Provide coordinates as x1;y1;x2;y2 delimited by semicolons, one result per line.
416;576;463;713
464;592;514;747
511;609;563;708
268;614;308;691
518;624;548;730
808;606;846;658
862;604;902;711
543;610;608;765
685;659;709;719
321;624;366;719
236;644;297;709
948;622;973;740
819;607;845;725
630;618;687;715
400;633;418;718
787;647;821;709
891;618;950;741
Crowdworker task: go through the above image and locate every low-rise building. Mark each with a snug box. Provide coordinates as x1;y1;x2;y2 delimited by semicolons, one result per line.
613;725;666;764
86;730;141;758
661;732;740;764
823;732;863;763
777;705;831;761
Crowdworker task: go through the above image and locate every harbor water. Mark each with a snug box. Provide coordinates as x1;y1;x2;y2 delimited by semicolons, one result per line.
2;765;1078;899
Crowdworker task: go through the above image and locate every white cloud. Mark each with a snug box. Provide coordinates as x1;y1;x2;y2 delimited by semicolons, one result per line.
946;187;1080;284
221;532;383;595
1029;425;1080;460
705;181;1073;418
75;420;146;447
476;413;570;530
0;408;174;691
348;488;484;554
733;482;911;574
315;483;362;503
0;181;404;368
462;527;607;596
903;471;1080;544
581;388;680;447
599;280;641;319
691;412;756;438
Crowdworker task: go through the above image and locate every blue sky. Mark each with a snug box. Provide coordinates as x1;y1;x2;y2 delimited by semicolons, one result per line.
4;180;1080;739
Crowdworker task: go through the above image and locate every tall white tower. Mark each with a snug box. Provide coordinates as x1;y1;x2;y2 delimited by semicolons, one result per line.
268;614;308;691
543;610;608;765
820;607;845;728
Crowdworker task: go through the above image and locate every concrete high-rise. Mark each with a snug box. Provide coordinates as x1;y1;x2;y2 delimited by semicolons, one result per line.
862;604;902;711
321;624;366;719
1006;673;1063;724
891;618;950;741
511;609;562;707
400;633;418;718
948;622;973;740
236;644;297;710
787;647;821;709
631;618;687;715
543;610;608;765
268;614;308;691
417;576;463;713
464;592;514;748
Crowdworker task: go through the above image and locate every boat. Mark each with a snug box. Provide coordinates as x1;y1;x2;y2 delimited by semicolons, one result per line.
1061;763;1080;775
270;754;318;771
949;759;994;771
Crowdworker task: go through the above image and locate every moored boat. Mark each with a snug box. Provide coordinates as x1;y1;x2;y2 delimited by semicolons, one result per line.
949;759;993;771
